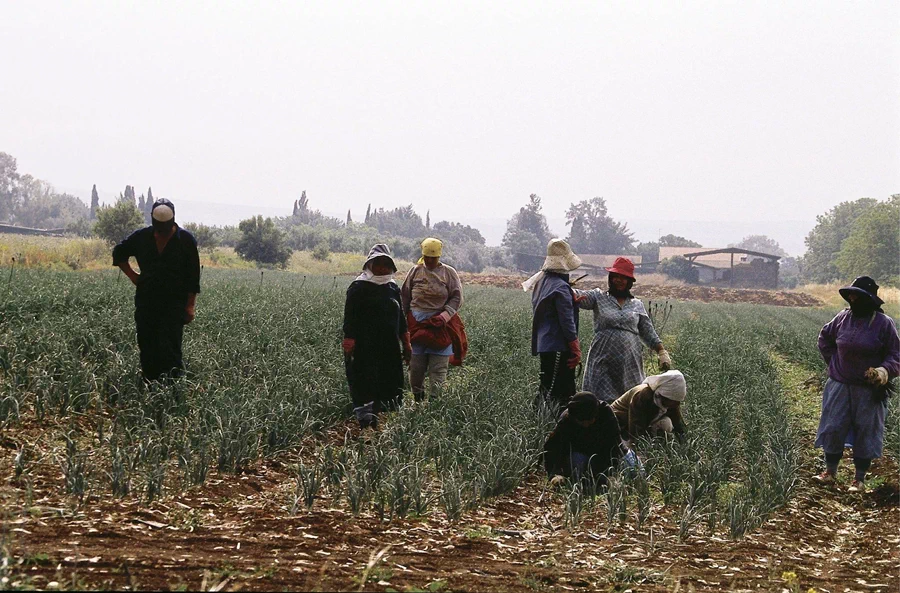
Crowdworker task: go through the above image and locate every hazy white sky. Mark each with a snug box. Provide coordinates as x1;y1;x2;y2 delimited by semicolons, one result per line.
2;1;898;254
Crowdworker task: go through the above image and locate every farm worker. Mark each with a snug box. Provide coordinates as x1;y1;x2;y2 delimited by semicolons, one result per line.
523;238;583;410
611;370;687;444
573;257;671;402
342;244;411;429
112;199;201;382
544;391;624;486
814;276;899;492
401;238;467;402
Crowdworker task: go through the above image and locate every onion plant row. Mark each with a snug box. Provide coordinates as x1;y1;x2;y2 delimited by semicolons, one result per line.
2;267;896;539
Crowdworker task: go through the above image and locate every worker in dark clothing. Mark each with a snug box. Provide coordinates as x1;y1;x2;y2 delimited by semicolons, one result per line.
342;244;411;428
544;391;624;486
112;199;201;382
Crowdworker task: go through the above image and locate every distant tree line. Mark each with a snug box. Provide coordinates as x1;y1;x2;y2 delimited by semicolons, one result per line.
2;150;895;283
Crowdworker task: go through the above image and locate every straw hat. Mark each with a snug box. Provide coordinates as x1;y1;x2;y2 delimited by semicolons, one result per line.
542;239;582;272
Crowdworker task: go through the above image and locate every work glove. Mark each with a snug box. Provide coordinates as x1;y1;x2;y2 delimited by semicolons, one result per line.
865;367;889;387
401;332;412;364
658;349;672;372
567;340;582;369
549;475;566;487
341;338;356;354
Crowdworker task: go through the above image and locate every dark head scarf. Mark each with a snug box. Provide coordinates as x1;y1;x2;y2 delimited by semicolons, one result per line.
567;391;600;422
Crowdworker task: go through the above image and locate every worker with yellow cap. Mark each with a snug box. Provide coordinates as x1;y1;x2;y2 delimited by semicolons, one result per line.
401;238;466;401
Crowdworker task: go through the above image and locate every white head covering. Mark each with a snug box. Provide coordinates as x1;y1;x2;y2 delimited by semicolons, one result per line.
522;238;582;291
151;204;174;222
643;370;686;402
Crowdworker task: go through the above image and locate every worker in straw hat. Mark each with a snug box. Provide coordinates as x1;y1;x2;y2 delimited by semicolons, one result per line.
342;244;411;429
523;238;584;410
573;256;671;403
401;237;467;402
814;276;899;492
112;198;201;383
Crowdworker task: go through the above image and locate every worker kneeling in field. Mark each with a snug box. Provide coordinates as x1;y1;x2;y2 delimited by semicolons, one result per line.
342;244;411;429
112;199;200;383
611;370;687;445
544;392;624;486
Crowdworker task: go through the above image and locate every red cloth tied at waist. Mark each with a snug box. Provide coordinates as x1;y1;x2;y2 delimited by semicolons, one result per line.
406;311;468;367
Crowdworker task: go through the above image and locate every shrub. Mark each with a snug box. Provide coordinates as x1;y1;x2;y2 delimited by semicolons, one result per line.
93;200;144;244
312;241;330;261
235;215;292;268
658;256;698;283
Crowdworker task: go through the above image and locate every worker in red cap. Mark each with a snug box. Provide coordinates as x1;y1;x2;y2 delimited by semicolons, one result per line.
112;198;201;382
573;257;671;402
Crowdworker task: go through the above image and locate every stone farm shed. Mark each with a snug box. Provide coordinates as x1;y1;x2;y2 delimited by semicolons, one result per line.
658;246;781;289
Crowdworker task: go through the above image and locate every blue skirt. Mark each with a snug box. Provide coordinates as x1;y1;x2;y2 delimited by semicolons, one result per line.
814;378;885;459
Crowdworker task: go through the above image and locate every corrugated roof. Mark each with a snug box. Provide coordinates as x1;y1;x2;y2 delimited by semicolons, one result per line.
658;247;748;269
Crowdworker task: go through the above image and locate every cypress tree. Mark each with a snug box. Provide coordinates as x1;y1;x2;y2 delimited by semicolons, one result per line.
90;184;99;219
365;203;371;224
426;210;430;229
145;187;154;223
293;200;299;216
346;210;352;225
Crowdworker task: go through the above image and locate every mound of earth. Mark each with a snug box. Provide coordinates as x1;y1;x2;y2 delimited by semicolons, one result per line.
459;273;823;307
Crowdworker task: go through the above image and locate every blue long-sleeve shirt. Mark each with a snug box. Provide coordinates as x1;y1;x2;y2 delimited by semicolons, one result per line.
531;272;579;355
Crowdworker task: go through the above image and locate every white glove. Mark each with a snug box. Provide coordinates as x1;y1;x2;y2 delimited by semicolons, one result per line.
651;416;674;434
658;349;672;371
865;367;889;386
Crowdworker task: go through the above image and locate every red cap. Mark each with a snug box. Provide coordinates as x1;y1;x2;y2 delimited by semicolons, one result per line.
605;257;635;280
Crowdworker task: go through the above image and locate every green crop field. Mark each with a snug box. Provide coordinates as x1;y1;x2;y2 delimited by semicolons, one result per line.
1;267;897;591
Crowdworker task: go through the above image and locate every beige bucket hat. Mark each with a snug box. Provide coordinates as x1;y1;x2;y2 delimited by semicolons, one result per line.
542;239;582;272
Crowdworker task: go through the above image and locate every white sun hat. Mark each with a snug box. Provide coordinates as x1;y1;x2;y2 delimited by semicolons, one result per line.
542;239;582;272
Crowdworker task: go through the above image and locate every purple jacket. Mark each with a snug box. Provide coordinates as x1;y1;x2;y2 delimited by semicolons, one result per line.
817;309;900;385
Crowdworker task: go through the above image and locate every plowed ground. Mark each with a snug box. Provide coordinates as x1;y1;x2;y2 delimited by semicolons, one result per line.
459;274;823;307
2;416;897;592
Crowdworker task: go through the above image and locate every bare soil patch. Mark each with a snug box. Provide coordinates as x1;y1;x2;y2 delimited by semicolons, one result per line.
3;421;896;592
459;273;823;307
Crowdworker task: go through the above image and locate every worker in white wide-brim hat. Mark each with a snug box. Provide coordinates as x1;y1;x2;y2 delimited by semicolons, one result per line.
523;238;583;410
